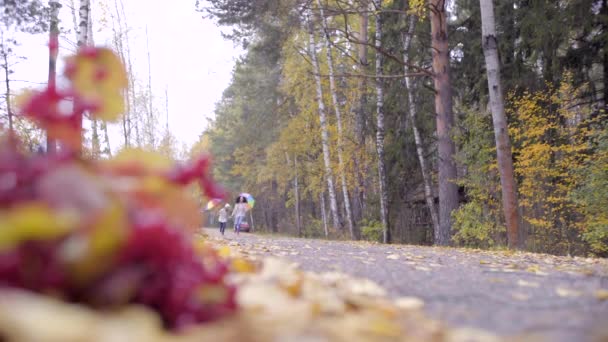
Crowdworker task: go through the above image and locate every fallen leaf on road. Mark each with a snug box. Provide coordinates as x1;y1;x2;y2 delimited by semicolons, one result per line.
512;292;531;301
556;287;583;297
517;279;540;288
415;266;431;272
595;289;608;301
386;254;400;260
394;297;424;310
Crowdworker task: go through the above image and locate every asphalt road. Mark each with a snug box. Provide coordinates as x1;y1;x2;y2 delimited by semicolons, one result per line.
203;228;608;342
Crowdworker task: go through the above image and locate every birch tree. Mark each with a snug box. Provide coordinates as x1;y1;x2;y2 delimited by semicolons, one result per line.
353;0;369;224
77;0;90;47
373;0;390;243
46;0;61;153
307;13;341;232
429;0;458;245
316;0;355;239
479;0;520;248
401;13;440;235
0;33;15;135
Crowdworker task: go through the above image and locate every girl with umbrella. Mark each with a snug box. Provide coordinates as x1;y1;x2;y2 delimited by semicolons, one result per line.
231;195;248;235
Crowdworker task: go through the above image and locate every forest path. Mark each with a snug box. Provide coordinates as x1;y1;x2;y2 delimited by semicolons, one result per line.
203;228;608;341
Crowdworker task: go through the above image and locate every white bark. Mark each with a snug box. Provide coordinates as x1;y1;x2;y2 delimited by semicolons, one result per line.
145;26;155;148
114;0;134;147
87;1;101;158
46;0;61;153
480;0;520;248
308;13;341;232
316;0;355;239
77;0;90;48
320;192;329;238
401;14;440;235
1;33;13;134
374;0;390;243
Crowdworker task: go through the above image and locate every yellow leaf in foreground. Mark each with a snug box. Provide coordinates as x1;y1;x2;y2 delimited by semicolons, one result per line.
218;245;232;258
231;258;256;273
0;203;77;251
595;289;608;301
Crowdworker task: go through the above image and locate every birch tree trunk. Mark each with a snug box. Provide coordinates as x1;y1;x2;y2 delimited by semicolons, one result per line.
429;0;458;245
401;14;440;236
1;35;13;135
75;0;90;152
77;0;90;48
46;0;61;153
113;0;133;147
480;0;521;248
316;0;355;239
87;1;100;158
374;0;390;243
320;192;329;238
145;26;155;148
291;154;302;237
353;0;369;226
307;13;341;232
101;121;111;157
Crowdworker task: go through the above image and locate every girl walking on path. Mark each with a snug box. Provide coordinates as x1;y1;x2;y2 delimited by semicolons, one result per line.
218;204;230;235
231;195;248;235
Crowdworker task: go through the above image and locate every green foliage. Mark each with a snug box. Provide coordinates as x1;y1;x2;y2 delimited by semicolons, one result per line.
360;219;383;242
572;119;608;256
452;108;504;248
301;217;326;239
452;202;504;248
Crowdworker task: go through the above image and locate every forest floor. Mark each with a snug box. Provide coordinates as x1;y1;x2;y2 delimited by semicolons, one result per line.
203;228;608;342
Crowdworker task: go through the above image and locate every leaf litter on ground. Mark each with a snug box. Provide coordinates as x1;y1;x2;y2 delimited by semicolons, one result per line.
0;232;506;342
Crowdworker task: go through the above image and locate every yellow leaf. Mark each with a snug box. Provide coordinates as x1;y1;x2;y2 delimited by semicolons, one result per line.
197;284;229;305
63;202;129;282
67;48;128;122
218;245;232;258
103;148;174;175
594;289;608;301
231;258;255;273
0;203;77;251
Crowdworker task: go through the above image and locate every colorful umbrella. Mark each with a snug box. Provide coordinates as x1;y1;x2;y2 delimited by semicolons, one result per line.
239;192;255;209
206;198;222;210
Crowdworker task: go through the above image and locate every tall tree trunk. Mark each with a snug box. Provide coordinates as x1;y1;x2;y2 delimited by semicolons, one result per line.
316;0;355;239
87;1;101;158
46;1;61;153
145;26;155;148
101;121;111;157
480;0;521;248
115;0;133;147
429;0;458;245
1;36;13;135
287;152;302;237
320;192;329;238
402;14;440;236
353;0;369;226
374;0;390;243
77;0;90;48
307;13;341;232
76;0;90;152
602;0;608;108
